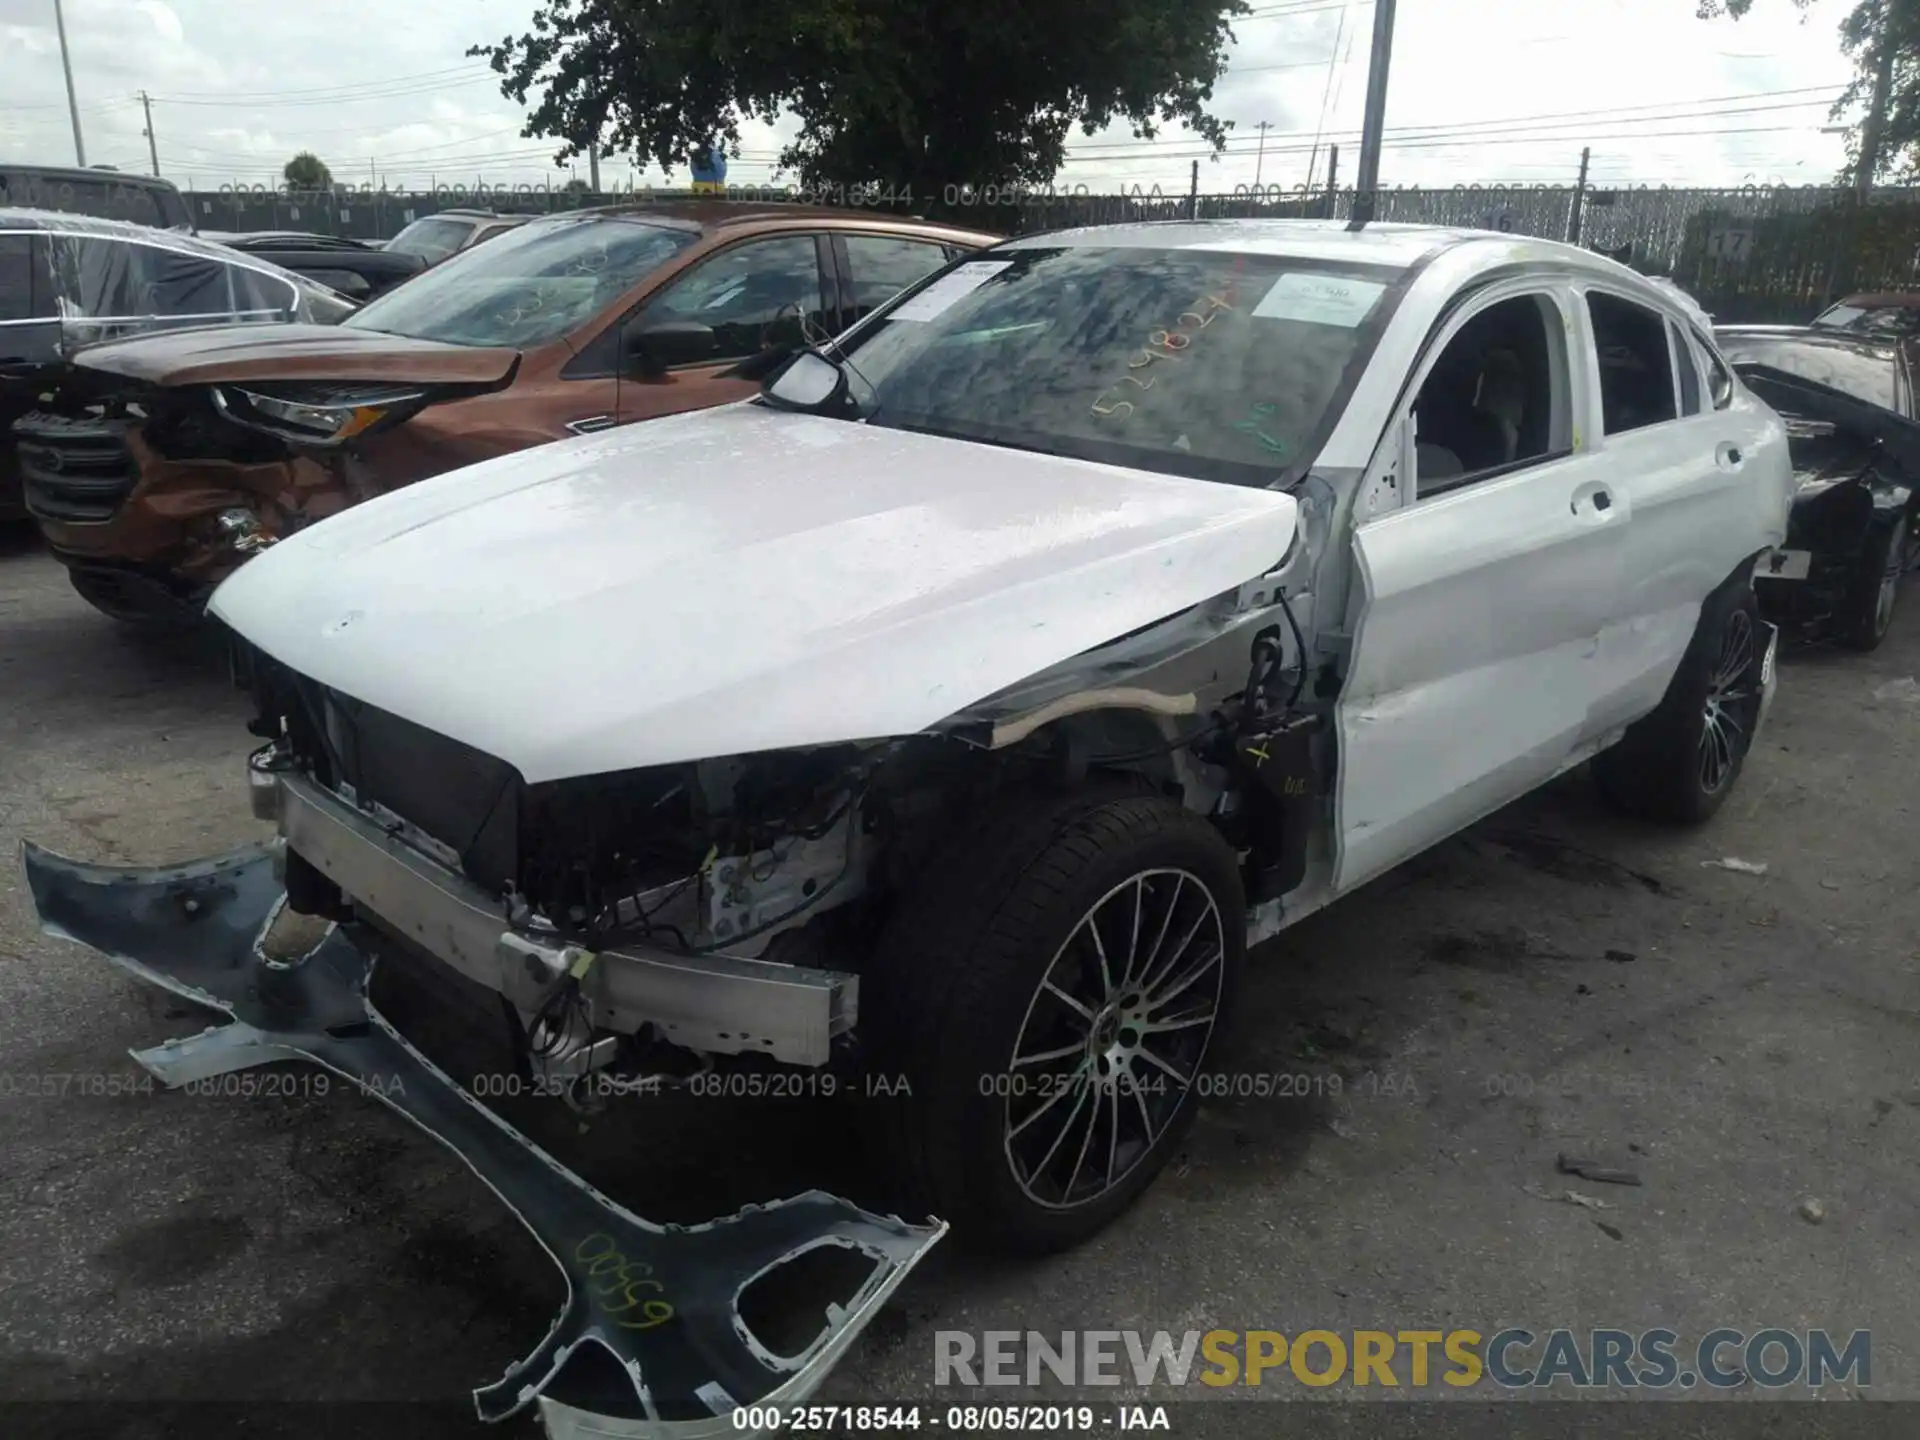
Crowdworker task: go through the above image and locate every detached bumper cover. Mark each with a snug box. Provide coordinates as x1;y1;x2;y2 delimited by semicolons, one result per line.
20;839;943;1436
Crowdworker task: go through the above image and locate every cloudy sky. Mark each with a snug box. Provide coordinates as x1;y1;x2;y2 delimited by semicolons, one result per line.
0;0;1866;195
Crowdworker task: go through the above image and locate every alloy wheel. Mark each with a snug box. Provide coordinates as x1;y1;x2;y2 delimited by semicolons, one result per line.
1002;869;1225;1211
1699;608;1756;795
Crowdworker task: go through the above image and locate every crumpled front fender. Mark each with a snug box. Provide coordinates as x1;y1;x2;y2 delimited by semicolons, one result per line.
21;839;943;1436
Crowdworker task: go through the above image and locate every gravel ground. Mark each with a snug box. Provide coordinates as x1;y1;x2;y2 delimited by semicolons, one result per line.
2;527;1918;1438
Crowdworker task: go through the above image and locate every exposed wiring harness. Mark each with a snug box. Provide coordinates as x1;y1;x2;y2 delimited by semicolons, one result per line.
525;945;598;1066
689;798;862;955
1243;592;1309;718
1086;594;1308;767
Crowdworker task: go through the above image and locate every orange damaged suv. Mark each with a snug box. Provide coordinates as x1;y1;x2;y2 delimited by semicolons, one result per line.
21;202;998;623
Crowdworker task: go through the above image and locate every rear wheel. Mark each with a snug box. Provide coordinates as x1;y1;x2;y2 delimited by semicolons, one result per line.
1595;579;1764;824
1840;515;1908;652
862;789;1244;1253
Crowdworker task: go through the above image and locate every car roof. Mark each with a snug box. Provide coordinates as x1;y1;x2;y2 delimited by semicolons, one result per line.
993;217;1630;271
1835;292;1920;309
0;163;180;190
0;206;337;281
210;230;373;247
0;205;189;237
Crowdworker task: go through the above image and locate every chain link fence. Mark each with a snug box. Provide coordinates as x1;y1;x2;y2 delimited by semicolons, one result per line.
184;179;1920;324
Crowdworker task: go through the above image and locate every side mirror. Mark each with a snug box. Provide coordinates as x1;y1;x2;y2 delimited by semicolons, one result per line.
761;349;850;413
624;320;716;378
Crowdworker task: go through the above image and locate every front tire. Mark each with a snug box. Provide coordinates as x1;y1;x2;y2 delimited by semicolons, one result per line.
1840;515;1907;652
1595;578;1764;824
862;789;1245;1254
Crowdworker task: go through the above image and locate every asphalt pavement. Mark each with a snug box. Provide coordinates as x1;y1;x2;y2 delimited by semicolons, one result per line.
2;527;1918;1437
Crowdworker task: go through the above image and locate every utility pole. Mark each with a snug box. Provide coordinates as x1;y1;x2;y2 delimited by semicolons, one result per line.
1347;0;1397;228
589;142;601;192
1856;19;1896;198
1567;145;1590;244
54;0;87;167
1253;121;1273;189
1325;144;1340;219
139;90;159;176
1188;159;1199;220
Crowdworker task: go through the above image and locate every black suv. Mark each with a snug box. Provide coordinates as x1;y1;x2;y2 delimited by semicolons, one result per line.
0;165;192;231
200;231;423;301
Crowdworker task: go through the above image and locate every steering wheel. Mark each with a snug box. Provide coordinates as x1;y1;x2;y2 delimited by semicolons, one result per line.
764;300;811;351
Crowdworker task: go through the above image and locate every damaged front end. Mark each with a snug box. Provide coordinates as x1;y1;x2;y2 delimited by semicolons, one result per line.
21;340;518;625
19;839;944;1435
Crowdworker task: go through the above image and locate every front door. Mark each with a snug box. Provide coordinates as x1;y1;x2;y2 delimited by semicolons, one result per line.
1332;282;1631;894
613;232;834;424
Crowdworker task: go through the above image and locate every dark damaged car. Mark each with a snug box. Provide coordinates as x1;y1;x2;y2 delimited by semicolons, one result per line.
1718;325;1920;648
2;209;352;525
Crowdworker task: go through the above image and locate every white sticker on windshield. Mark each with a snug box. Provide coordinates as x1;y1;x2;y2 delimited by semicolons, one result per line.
1252;273;1386;328
888;260;1014;321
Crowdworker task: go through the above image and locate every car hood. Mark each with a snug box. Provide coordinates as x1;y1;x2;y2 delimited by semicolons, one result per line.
69;323;518;388
1740;362;1920;486
210;404;1298;783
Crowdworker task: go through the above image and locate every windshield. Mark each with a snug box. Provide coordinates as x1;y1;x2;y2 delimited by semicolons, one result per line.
345;215;697;347
386;216;476;265
819;245;1406;486
1718;334;1900;412
1811;301;1920;337
1811;304;1867;331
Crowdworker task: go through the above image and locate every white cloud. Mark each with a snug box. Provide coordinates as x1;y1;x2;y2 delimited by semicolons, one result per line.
0;0;1868;193
134;0;183;46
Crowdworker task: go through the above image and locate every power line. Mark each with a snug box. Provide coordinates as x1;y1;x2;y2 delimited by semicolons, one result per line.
149;76;503;109
1064;85;1846;158
1060;120;1822;167
1240;0;1374;19
146;64;495;103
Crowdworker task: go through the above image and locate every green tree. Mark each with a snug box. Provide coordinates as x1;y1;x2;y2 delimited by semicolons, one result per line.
469;0;1249;190
283;151;333;190
1699;0;1920;184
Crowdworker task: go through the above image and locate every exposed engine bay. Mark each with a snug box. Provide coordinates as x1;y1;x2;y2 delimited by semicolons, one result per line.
238;581;1327;1033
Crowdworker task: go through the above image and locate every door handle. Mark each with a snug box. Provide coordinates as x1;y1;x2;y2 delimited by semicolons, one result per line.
1716;441;1744;469
1570;481;1617;518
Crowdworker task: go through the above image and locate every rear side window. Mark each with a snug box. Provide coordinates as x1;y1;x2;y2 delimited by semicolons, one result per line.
47;237;295;335
843;235;953;324
1588;291;1677;435
0;234;38;323
1670;320;1702;416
